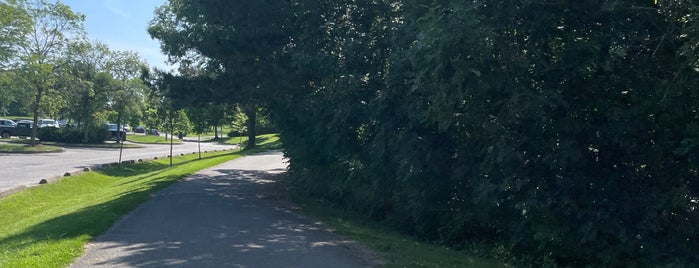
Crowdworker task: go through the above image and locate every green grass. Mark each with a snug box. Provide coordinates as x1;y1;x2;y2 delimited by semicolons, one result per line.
0;149;243;268
127;134;183;144
198;126;234;137
0;143;64;153
219;133;281;148
293;198;513;268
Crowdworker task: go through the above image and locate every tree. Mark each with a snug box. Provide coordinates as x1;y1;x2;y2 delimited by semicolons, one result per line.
0;1;30;116
148;0;294;148
143;1;699;266
60;41;112;142
272;0;699;266
0;0;30;68
12;0;84;145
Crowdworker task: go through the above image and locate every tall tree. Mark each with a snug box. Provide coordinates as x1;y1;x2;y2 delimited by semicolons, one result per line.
12;0;84;145
148;0;293;148
0;0;30;68
0;1;30;116
60;41;112;142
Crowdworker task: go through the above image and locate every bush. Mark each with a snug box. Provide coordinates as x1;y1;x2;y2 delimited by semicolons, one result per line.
273;1;699;267
37;125;109;144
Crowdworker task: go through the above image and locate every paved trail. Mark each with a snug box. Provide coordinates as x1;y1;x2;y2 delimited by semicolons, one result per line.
70;151;376;268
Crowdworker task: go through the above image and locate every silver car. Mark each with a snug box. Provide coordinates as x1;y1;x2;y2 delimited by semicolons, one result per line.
37;119;60;128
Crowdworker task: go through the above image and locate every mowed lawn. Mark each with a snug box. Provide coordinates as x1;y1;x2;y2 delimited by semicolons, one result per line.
126;134;182;144
0;150;242;268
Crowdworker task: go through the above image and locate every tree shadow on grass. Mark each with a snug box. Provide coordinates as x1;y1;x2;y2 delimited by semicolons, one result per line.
0;176;180;266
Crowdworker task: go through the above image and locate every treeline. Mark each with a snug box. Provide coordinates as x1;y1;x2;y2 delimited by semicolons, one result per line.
151;1;699;266
0;0;156;144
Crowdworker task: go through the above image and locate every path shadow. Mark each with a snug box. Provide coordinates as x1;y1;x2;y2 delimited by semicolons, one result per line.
69;162;373;268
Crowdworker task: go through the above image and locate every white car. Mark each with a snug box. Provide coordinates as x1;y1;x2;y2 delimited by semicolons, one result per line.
37;119;60;128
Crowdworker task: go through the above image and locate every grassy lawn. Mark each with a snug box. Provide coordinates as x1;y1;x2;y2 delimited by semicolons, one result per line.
0;150;243;268
127;134;183;144
219;133;280;148
0;143;64;153
198;126;234;137
294;198;513;268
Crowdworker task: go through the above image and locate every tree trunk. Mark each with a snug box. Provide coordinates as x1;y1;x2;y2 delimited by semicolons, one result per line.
245;105;256;149
117;112;124;165
30;85;44;146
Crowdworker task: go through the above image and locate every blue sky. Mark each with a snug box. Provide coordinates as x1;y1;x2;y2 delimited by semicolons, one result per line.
60;0;170;70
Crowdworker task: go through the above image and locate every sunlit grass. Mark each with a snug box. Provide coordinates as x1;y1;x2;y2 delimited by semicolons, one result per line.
220;133;280;149
127;134;183;144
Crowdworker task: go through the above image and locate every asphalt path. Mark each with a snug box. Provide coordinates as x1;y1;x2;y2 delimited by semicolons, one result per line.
0;141;238;195
70;151;378;268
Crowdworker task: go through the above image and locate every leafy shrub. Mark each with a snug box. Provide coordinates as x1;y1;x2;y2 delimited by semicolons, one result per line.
273;1;699;267
38;125;109;144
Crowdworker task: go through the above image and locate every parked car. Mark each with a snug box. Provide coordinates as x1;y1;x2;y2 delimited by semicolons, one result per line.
106;123;127;142
134;126;145;133
14;120;34;137
0;118;17;138
147;128;159;136
37;119;59;128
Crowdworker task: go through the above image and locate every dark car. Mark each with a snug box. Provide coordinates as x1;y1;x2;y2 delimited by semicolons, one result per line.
0;118;17;138
106;123;127;142
14;120;34;137
134;126;145;133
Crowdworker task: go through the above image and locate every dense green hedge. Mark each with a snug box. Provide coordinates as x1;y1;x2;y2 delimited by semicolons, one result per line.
151;0;698;266
272;1;699;267
38;125;109;144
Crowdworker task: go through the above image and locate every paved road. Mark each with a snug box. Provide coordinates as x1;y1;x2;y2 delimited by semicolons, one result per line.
70;151;377;268
0;141;237;195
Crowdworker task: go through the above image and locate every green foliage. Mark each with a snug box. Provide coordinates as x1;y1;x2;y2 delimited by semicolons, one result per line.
37;125;108;144
148;0;293;148
272;1;699;267
148;0;699;266
0;0;30;67
294;196;511;268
